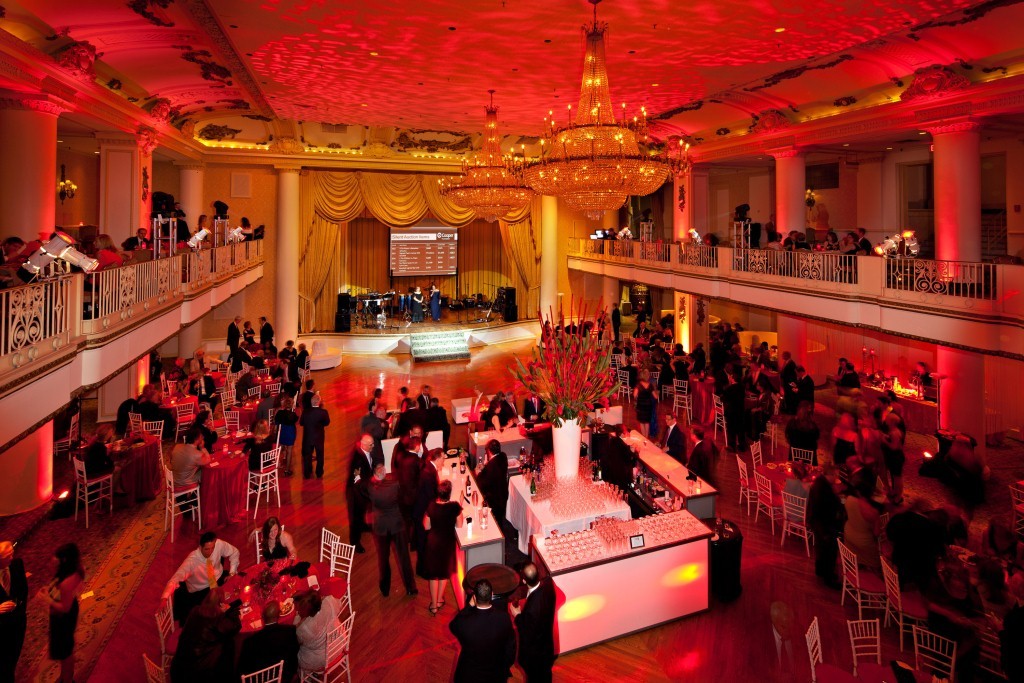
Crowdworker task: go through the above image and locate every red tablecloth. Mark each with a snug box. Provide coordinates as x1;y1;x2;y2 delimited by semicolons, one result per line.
210;371;226;388
691;379;716;425
233;401;259;429
221;560;347;633
756;462;822;490
111;435;162;500
201;438;248;528
162;394;198;412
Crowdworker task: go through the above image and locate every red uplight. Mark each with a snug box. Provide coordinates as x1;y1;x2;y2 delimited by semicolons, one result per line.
559;595;606;622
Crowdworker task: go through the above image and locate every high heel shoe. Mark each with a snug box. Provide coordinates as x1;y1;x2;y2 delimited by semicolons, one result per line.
436;598;446;609
427;603;439;616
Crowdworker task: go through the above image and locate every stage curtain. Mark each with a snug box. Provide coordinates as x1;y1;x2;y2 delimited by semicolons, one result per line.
358;173;428;227
419;176;478;227
311;172;364;223
499;194;542;317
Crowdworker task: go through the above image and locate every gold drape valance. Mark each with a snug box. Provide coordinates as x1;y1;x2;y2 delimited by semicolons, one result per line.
311;171;530;227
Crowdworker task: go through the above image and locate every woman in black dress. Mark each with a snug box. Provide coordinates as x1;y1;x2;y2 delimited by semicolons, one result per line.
260;516;297;562
417;480;463;616
411;286;425;323
244;419;275;472
83;423;116;477
633;369;658;438
41;543;84;683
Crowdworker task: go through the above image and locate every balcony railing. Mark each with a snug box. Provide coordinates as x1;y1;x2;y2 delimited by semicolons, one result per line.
732;247;858;284
883;258;996;300
2;240;263;380
679;243;719;269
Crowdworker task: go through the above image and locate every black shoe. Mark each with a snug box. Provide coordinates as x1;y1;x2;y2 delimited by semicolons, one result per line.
355;545;366;554
380;586;390;597
406;588;419;596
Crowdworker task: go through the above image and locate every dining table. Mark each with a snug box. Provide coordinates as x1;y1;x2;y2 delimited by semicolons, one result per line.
755;461;822;491
109;433;162;500
161;393;198;412
221;559;348;634
230;399;260;430
201;434;249;528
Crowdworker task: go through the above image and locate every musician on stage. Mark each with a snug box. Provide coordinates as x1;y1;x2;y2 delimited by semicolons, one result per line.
429;284;441;322
411;287;425;323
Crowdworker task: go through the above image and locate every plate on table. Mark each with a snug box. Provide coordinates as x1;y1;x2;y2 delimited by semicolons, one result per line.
447;449;459;457
280;598;295;617
235;430;247;438
766;462;777;469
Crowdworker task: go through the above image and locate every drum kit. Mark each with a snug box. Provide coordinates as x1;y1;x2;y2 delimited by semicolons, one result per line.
354;291;397;329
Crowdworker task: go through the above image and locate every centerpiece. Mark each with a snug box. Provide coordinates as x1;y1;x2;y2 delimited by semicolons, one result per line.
512;301;618;479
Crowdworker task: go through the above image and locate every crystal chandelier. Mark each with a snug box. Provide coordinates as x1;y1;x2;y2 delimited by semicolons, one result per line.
439;91;534;222
524;0;669;220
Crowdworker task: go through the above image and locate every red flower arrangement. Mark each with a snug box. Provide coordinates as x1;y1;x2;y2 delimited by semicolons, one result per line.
511;300;619;427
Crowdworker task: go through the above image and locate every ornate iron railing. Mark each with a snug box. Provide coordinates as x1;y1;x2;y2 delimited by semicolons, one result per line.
0;275;71;358
679;244;719;269
732;248;859;284
88;256;182;320
884;258;996;300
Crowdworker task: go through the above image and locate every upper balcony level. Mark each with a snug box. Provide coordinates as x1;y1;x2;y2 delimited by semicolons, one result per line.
0;241;263;450
567;239;1024;359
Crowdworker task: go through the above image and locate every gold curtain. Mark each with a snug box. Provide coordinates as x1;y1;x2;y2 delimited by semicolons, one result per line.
499;194;542;317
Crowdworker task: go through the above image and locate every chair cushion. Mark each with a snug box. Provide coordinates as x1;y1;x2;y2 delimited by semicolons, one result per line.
858;571;886;594
814;663;858;683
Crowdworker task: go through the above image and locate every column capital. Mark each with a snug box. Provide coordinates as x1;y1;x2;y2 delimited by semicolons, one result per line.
175;162;206;172
923;119;982;136
275;164;302;174
768;147;804;160
0;91;70;117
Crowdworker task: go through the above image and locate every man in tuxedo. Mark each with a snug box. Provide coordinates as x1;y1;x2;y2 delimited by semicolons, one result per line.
598;426;636;492
346;434;380;553
502;389;519;423
780;351;798;414
0;541;28;682
300;379;316;411
522;393;546;423
226;315;242;351
721;371;747;452
687;426;717;486
360;405;389;449
258;316;274;346
496;391;517;428
611;304;621;342
394;403;428;438
412;449;444;553
300;394;331;479
123;228;151;251
662;413;686;464
367;462;417;596
236;600;298;681
187;371;219;412
794;366;815;408
510;563;556;682
416;384;432;411
425;398;451;449
392;433;426;539
476;440;509;523
235;367;257;403
450;579;516;683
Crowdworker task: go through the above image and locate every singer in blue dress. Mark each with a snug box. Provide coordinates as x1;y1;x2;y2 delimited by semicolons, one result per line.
429;284;441;322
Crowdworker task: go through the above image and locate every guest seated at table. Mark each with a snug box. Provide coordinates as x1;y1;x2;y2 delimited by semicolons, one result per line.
166;358;187;387
785;401;820;465
235;368;257;403
170;428;212;488
170;587;241;683
982;519;1024;571
236;600;299;683
192;410;218;451
163;532;240;625
272;352;290;380
418;480;463;616
477;440;509;524
621;355;639;389
229;345;254;374
274;396;298;476
843;476;883;571
259;516;297;562
249;348;266;370
244;420;275;472
138;384;176;437
82;423;116;478
294;589;344;673
94;234;126;270
282;340;297;361
188;371;219;412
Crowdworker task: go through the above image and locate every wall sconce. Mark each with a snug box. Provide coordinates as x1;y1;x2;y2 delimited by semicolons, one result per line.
58;164;77;203
805;187;816;208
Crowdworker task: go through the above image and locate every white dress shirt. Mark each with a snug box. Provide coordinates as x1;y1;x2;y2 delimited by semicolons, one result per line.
297;594;342;670
165;539;240;595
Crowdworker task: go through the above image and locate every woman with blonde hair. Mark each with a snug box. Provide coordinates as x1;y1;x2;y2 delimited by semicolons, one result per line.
94;234;125;270
244;419;274;472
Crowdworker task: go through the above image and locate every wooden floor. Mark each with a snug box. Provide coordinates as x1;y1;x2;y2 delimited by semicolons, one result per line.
59;338;1022;682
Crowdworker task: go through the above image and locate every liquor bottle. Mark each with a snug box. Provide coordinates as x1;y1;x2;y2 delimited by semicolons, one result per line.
459;453;466;475
530;475;537;496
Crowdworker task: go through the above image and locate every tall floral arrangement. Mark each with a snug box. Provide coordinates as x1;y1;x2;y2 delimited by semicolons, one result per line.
511;300;619;427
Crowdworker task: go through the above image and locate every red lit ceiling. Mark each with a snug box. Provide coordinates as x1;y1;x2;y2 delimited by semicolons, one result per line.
6;0;1024;139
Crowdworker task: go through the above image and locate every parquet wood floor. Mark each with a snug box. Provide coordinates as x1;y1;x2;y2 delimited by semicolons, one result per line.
77;338;1021;682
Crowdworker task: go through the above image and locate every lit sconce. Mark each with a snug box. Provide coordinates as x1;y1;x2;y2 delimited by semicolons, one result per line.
57;164;77;203
805;187;816;208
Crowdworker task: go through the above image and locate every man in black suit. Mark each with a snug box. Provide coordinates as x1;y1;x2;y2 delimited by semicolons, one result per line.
662;413;687;464
360;405;389;449
394;404;428;438
230;345;254;374
611;305;621;342
450;579;516;683
299;379;316;411
236;600;298;681
346;434;380;553
392;434;426;540
226;315;242;351
522;393;546;423
412;448;444;554
721;371;747;452
300;394;331;479
496;391;517;428
416;384;432;411
510;563;556;682
187;371;219;412
367;463;417;596
794;366;815;408
476;440;509;523
780;351;798;414
294;343;309;374
687;426;717;487
598;426;636;492
0;541;28;682
425;397;451;450
258;316;274;346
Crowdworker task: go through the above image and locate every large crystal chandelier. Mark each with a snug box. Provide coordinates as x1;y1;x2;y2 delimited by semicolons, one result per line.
524;0;669;220
439;91;534;222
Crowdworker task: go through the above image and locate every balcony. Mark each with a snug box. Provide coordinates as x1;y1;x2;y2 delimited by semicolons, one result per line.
0;241;263;421
567;239;1023;356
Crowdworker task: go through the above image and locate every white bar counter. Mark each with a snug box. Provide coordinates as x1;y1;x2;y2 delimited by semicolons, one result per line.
626;431;719;519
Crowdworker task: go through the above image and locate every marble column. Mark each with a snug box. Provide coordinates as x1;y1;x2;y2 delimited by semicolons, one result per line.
276;167;301;344
177;163;205;233
0;424;53;515
937;346;985;450
772;149;807;235
928;121;982;262
0;92;66;242
540;195;558;321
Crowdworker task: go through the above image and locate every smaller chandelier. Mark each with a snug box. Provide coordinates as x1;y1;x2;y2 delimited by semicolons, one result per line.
667;138;692;176
439;91;534;222
57;164;77;203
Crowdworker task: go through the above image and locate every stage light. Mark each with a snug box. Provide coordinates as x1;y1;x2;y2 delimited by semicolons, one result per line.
225;227;246;243
56;490;69;500
559;594;605;622
19;232;97;282
923;451;933;459
187;228;210;249
688;228;703;245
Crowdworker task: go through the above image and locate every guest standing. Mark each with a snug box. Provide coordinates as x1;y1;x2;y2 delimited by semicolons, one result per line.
41;543;84;683
226;316;242;351
367;463;417;597
510;563;556;682
449;579;516;682
418;480;463;616
429;284;441;322
299;394;331;479
806;468;843;589
411;287;425;323
662;413;686;464
0;541;28;683
477;440;509;524
347;434;381;554
412;449;444;554
843;477;883;570
721;372;747;452
687;426;717;487
274;396;298;476
633;370;658;438
258;316;274;346
170;588;241;683
611;305;621;342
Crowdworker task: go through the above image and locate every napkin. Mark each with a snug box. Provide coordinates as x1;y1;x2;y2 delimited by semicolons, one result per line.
208;461;220;467
307;575;320;589
250;618;262;629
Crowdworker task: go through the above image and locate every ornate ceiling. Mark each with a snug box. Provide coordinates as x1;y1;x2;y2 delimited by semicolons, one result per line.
2;0;1023;152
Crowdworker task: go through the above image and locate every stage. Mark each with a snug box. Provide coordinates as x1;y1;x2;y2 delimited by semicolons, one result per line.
298;320;539;358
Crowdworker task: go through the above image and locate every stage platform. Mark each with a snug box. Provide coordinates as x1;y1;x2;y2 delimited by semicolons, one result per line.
298;320;538;357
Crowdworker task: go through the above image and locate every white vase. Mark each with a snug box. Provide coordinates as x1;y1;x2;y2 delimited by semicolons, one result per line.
551;420;583;479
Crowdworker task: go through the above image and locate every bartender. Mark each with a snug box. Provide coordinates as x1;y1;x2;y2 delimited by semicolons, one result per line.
912;361;933;387
598;425;636;492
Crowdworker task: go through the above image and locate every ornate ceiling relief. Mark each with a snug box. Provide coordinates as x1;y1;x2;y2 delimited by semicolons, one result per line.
147;98;174;123
55;40;98;82
136;126;158;156
748;109;791;134
745;55;856;92
267;136;304;154
197;123;241;141
394;129;474;154
900;65;971;102
127;0;175;27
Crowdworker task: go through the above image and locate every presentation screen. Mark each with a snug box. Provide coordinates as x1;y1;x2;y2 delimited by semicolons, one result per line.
389;227;458;277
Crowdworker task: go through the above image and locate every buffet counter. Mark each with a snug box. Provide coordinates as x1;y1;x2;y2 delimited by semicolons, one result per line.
531;510;712;653
859;385;937;435
626;431;719;519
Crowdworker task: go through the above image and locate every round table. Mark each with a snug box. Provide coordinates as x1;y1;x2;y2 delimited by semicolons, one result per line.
231;401;259;430
201;437;249;528
221;560;348;633
461;563;520;598
110;435;162;500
